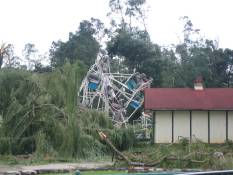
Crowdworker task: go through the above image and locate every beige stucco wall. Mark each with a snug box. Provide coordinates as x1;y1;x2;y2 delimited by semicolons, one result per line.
210;111;226;143
155;111;172;143
192;111;208;142
228;111;233;141
173;111;190;142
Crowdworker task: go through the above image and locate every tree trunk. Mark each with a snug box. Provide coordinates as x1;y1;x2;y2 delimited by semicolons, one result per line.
0;55;3;68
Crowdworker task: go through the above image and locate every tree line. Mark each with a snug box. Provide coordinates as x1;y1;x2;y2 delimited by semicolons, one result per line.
1;0;233;88
0;0;233;158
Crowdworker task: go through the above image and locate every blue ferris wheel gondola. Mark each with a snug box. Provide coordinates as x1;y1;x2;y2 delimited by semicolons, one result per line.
88;82;99;90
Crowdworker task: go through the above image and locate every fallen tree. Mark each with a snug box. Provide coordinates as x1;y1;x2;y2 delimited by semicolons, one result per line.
97;130;233;169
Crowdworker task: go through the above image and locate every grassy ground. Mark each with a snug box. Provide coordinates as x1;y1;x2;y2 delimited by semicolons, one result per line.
1;139;233;171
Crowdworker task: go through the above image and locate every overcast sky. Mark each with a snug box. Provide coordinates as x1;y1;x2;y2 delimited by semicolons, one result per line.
0;0;233;55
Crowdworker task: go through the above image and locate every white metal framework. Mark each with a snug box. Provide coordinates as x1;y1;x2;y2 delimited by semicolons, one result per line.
78;55;152;127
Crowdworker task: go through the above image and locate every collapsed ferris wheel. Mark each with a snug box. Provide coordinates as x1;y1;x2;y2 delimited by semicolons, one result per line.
78;54;152;127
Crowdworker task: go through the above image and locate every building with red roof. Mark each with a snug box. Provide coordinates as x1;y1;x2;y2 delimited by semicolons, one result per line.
144;79;233;143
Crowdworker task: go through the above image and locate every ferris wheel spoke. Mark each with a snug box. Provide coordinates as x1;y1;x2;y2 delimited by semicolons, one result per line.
78;54;152;131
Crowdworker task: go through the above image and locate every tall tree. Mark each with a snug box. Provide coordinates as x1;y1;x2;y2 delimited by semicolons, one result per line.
224;48;233;87
22;43;39;70
0;43;10;69
107;29;162;86
108;0;148;32
50;19;101;67
0;44;20;69
174;17;232;88
106;0;164;86
160;48;181;87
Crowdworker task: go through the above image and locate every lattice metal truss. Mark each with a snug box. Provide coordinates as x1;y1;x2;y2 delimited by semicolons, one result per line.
78;54;152;127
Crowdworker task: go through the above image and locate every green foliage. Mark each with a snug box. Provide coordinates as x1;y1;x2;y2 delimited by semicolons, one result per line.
0;63;136;160
108;0;147;31
108;127;135;151
0;68;46;154
1;0;233;165
158;17;233;88
50;20;100;68
106;11;233;88
125;141;233;169
107;29;162;86
174;40;231;88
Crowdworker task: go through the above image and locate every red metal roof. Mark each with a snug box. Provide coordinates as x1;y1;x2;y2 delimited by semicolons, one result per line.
144;88;233;110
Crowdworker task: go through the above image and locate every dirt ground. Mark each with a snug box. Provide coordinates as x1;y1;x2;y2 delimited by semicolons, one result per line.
0;162;114;174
